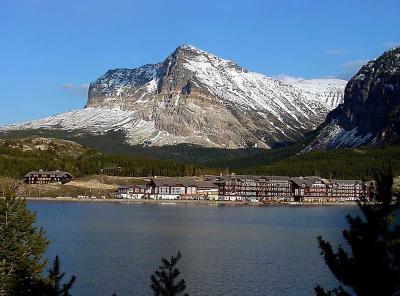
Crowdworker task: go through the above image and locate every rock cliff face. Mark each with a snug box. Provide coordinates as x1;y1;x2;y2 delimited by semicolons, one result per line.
1;45;346;148
306;47;400;150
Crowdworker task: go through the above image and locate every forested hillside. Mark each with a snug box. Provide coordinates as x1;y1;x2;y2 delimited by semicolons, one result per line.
0;138;219;179
1;137;399;180
239;146;400;179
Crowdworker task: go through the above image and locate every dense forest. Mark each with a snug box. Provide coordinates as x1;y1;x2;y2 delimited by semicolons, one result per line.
240;146;400;179
0;139;221;179
0;137;399;180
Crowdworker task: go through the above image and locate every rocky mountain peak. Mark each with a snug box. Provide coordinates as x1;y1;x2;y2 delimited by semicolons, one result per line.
306;47;400;150
2;46;346;149
173;44;207;55
165;44;203;65
173;45;244;73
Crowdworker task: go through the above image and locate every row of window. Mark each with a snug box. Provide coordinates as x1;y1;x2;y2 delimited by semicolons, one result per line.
28;180;61;184
29;177;61;181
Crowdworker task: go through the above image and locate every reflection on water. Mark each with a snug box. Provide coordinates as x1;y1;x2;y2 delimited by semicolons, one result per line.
28;202;358;296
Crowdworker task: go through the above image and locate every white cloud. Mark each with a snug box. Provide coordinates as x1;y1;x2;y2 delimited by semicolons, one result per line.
273;74;305;83
62;83;89;96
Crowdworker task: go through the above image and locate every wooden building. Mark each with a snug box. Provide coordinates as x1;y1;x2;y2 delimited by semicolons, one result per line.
24;170;73;184
215;175;293;201
147;178;218;200
215;175;246;201
330;180;364;201
100;166;122;176
116;184;150;199
264;176;293;200
292;177;331;202
292;177;366;202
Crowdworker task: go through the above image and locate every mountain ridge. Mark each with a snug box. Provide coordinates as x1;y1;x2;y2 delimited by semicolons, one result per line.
1;45;346;149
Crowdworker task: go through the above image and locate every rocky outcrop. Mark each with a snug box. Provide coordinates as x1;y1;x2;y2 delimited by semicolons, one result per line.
307;47;400;150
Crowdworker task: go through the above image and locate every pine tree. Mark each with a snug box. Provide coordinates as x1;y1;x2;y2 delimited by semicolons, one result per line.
0;182;49;296
315;169;400;296
36;256;76;296
150;251;189;296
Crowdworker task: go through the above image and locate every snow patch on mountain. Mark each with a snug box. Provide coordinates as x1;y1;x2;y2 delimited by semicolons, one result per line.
303;121;376;151
279;77;347;109
0;108;224;147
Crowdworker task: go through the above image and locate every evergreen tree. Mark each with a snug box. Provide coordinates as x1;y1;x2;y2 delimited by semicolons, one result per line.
0;182;49;296
315;169;400;296
150;251;189;296
36;256;76;296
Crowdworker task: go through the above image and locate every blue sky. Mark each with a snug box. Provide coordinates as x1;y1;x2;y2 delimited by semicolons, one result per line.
0;0;399;125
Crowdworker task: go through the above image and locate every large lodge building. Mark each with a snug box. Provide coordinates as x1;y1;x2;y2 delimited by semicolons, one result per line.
24;170;74;184
117;174;371;203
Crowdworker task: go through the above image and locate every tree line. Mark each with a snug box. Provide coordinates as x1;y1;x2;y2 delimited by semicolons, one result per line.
1;138;400;181
239;146;400;179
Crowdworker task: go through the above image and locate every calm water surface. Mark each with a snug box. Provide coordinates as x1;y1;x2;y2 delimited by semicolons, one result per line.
28;201;357;296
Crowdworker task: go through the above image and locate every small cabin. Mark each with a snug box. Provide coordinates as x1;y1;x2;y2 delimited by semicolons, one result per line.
100;166;122;176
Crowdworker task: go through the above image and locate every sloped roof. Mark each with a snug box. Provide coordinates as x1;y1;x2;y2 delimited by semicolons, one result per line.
215;175;290;183
118;184;148;189
151;178;199;187
290;176;331;186
332;179;361;184
303;177;330;186
265;176;291;181
150;178;218;188
291;177;305;186
193;180;218;189
25;170;73;178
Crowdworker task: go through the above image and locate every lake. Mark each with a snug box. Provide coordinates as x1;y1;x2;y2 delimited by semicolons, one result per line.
28;201;357;296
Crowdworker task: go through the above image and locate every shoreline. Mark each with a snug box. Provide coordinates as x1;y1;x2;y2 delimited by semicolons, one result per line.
24;196;359;207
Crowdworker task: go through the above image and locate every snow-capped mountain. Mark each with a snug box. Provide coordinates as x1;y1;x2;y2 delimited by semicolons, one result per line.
1;45;346;149
306;47;400;150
